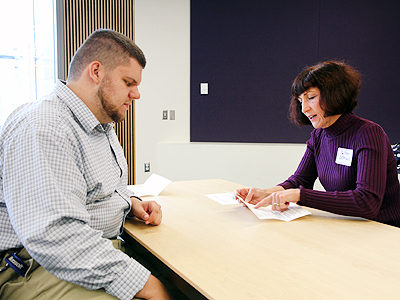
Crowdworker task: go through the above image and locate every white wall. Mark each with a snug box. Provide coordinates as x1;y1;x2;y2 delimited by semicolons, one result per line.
158;142;310;188
134;0;317;189
134;0;190;184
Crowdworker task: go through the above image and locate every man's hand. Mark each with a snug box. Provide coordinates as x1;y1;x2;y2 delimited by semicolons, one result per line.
130;198;162;225
135;274;173;300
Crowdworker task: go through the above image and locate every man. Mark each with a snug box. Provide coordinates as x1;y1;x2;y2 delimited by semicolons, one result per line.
0;29;172;300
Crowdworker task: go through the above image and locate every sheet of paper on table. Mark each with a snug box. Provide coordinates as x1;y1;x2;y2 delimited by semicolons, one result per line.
241;200;311;222
128;173;172;197
205;192;311;221
204;192;239;205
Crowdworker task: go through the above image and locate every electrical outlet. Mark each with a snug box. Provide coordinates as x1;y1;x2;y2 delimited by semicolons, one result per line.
144;162;150;172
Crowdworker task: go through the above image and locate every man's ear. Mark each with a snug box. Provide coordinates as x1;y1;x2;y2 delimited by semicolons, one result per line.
88;61;102;84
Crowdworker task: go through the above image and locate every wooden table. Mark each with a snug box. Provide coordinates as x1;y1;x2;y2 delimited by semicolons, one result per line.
123;179;400;300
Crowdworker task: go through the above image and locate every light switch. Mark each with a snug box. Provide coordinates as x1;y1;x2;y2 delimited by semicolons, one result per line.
169;110;175;120
200;83;208;95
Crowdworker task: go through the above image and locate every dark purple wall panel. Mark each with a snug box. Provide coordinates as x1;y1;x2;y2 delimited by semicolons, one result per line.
190;0;400;144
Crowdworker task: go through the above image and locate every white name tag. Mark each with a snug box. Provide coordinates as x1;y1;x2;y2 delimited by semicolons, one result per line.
335;147;353;167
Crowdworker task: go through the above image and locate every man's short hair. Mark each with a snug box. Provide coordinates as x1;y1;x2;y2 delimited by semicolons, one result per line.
67;29;146;81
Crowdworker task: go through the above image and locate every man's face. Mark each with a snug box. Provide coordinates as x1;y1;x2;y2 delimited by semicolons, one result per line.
97;57;142;123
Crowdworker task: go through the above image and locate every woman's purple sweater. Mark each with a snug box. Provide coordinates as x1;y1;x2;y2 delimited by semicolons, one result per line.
279;113;400;227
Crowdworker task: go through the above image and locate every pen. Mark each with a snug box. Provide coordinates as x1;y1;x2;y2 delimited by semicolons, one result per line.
236;194;281;211
235;194;246;204
236;195;253;209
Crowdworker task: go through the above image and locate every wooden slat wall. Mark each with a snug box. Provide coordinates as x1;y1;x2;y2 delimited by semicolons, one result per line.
60;0;136;184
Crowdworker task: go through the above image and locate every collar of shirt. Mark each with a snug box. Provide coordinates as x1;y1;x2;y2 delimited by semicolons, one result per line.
321;113;356;138
53;80;115;135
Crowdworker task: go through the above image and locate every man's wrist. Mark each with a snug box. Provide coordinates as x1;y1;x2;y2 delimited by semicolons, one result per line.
131;196;142;202
127;196;142;219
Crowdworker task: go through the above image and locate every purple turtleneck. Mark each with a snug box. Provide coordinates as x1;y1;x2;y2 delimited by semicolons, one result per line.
279;113;400;227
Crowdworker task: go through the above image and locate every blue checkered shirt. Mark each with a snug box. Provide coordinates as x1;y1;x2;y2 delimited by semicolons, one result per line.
0;80;150;300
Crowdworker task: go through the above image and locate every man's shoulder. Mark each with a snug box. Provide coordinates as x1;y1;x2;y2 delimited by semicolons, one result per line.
1;95;77;144
21;96;69;124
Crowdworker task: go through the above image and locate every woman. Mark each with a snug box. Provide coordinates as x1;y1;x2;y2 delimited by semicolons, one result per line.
235;61;400;227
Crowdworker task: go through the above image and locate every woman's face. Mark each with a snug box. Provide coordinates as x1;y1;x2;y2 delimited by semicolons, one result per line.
298;87;341;129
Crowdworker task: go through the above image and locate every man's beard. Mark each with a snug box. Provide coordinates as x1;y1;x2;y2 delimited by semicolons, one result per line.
97;80;125;123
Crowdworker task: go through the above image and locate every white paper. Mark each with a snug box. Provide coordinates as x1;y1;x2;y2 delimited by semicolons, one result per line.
241;201;311;222
205;192;238;205
128;173;172;197
206;192;311;221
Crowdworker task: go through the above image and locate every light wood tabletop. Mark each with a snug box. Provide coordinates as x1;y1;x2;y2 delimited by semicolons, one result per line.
124;179;400;300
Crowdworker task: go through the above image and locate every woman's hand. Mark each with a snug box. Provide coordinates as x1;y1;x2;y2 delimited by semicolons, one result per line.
234;188;266;205
254;188;300;211
234;186;285;205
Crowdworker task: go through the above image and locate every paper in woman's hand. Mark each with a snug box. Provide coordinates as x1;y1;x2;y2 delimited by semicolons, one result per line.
239;198;311;221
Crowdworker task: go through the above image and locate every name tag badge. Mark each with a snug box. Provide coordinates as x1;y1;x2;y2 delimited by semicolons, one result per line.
5;253;29;277
335;147;353;167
